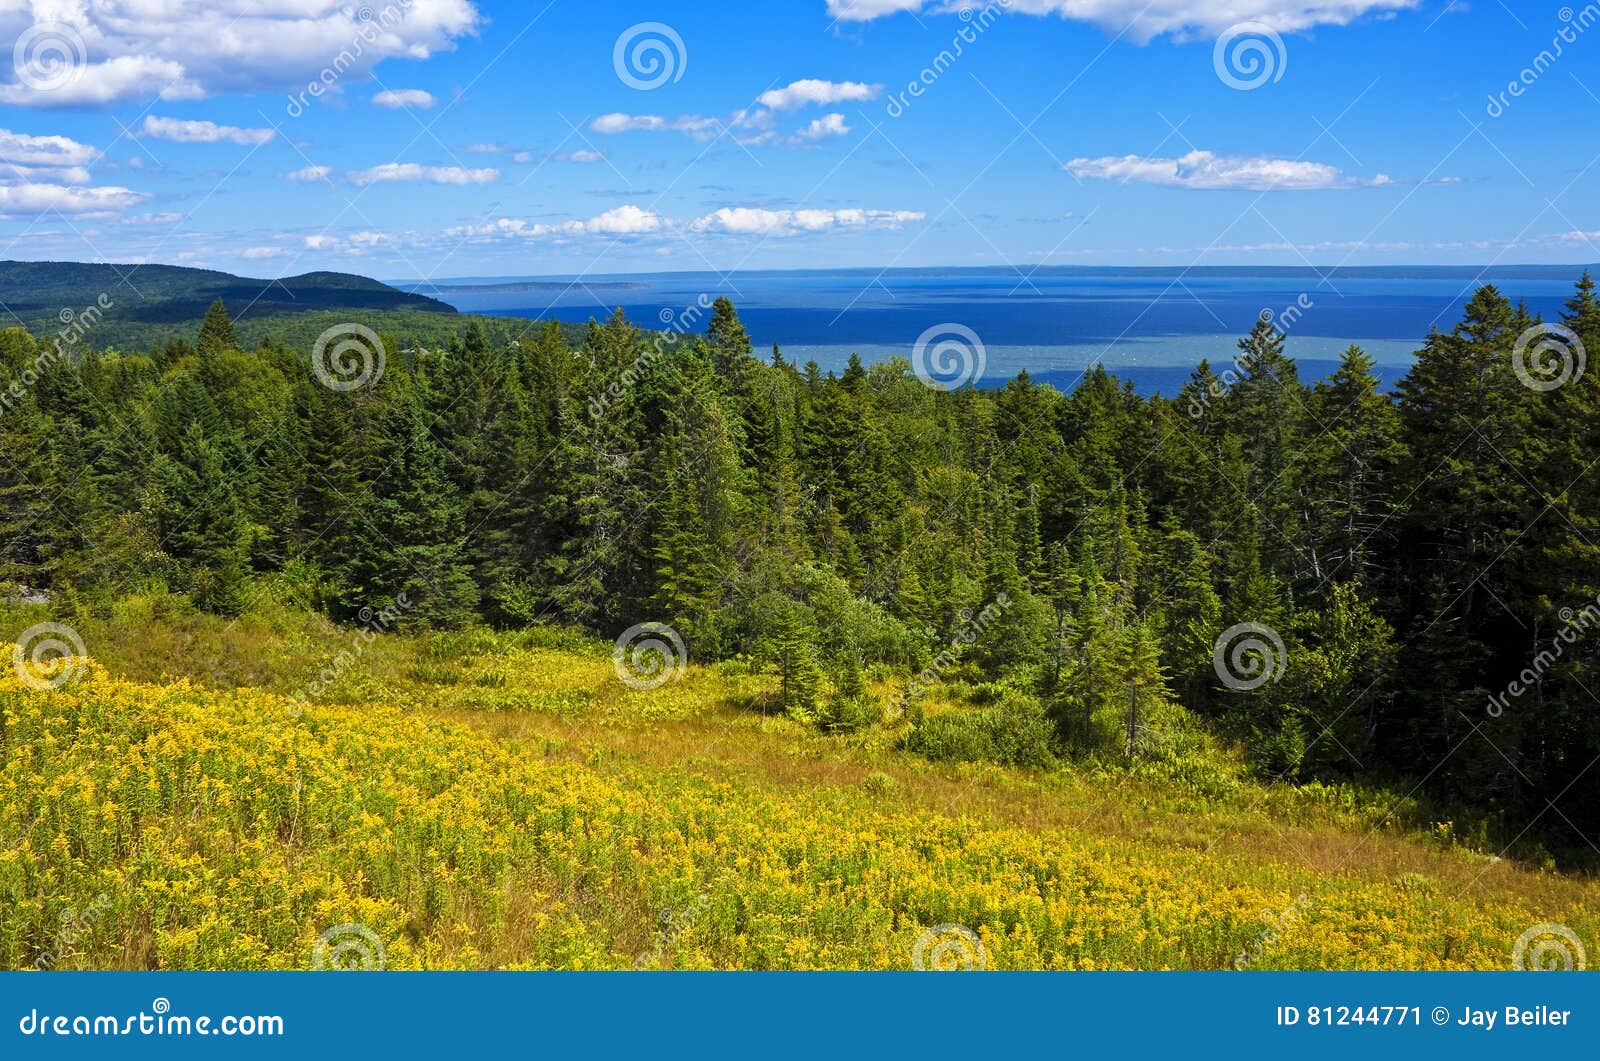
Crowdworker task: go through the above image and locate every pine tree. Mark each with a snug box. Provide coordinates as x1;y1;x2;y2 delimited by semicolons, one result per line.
196;298;238;358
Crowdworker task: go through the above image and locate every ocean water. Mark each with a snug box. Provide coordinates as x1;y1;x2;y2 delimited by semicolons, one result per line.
397;266;1591;395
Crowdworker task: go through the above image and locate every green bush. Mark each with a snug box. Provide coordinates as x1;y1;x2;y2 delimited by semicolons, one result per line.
903;694;1059;769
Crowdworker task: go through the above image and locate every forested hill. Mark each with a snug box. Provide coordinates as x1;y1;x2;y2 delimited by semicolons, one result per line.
1;259;462;351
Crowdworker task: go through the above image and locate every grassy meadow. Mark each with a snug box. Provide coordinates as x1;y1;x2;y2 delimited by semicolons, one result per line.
3;593;1596;971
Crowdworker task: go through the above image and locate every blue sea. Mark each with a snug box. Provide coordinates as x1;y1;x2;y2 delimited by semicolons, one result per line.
394;266;1593;395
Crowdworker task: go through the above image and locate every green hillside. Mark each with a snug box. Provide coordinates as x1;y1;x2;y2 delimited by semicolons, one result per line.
1;259;593;352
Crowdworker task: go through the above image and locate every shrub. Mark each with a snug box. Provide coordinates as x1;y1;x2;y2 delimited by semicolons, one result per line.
903;694;1059;769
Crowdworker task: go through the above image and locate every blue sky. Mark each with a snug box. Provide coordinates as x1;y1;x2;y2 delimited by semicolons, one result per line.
1;0;1597;279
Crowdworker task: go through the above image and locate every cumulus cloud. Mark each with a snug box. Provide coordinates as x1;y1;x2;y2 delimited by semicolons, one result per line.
0;1;482;107
1065;150;1382;190
240;246;284;259
347;163;499;186
757;79;881;109
0;182;144;215
373;89;437;109
824;0;1416;40
303;230;396;254
0;126;141;215
690;207;924;236
284;165;333;182
141;116;274;146
794;113;851;142
0;128;98;183
445;204;664;241
0;55;199;107
591;113;724;138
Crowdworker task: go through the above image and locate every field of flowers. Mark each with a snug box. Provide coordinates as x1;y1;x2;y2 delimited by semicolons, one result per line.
2;601;1596;971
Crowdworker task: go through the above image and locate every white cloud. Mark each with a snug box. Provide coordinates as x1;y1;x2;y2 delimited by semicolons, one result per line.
690;207;924;236
563;149;604;163
1065;150;1381;190
141;116;274;147
0;128;98;183
284;165;333;182
591;112;724;138
0;1;481;107
757;79;881;109
823;0;1417;40
445;205;664;241
302;230;395;254
794;113;851;142
0;182;144;215
373;89;437;109
594;105;847;146
348;163;499;186
0;126;142;215
0;55;199;107
240;245;284;259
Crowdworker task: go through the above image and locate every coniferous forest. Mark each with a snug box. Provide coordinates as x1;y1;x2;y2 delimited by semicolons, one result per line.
5;276;1600;854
